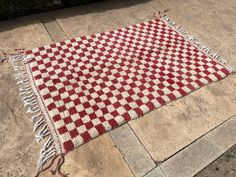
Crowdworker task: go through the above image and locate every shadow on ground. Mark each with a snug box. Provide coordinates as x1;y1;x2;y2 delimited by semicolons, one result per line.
0;0;152;32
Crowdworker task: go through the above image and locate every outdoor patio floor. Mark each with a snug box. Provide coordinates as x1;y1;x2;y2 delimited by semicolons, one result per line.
0;0;236;177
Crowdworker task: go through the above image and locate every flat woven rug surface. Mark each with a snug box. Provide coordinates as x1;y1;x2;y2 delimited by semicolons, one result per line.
11;15;235;176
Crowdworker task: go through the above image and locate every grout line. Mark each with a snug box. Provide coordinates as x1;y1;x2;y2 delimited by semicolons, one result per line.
108;132;137;177
40;19;55;43
205;135;225;154
141;166;157;177
54;18;69;39
150;114;236;177
193;144;236;177
158;113;236;164
159;166;168;177
127;123;158;165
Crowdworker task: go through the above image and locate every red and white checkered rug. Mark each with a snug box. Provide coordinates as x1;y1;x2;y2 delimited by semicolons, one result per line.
11;15;234;176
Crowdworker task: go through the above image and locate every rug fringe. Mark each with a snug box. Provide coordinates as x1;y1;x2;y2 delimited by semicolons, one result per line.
10;54;61;176
158;13;236;74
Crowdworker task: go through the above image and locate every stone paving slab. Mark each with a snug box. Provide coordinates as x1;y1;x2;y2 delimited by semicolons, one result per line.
62;134;134;177
146;113;236;177
145;167;166;177
42;18;68;43
0;18;52;50
207;115;236;153
54;0;154;38
160;137;222;177
129;75;236;162
110;124;156;177
195;144;236;177
54;3;118;38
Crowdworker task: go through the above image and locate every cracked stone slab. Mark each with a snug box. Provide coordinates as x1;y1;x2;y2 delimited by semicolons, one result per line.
110;124;156;177
160;137;222;177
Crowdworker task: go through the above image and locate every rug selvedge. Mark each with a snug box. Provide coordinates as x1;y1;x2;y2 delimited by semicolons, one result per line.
10;15;236;177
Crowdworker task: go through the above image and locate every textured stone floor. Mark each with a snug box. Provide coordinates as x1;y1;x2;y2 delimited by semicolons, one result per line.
196;144;236;177
0;0;236;176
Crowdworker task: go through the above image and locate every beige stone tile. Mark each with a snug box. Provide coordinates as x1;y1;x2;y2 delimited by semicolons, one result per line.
103;1;157;27
62;134;134;177
0;18;52;50
55;0;160;38
129;105;192;162
166;76;236;140
54;3;118;38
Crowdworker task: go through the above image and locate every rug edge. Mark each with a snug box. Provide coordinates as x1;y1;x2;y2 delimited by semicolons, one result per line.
10;54;64;176
161;14;236;74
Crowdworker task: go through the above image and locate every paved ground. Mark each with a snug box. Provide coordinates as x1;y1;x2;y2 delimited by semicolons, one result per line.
0;0;236;177
196;144;236;177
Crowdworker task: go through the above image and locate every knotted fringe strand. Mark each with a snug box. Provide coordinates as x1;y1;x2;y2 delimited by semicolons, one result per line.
10;54;67;177
154;11;236;74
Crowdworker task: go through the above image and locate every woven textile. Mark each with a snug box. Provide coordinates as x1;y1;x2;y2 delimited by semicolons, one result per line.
11;16;233;175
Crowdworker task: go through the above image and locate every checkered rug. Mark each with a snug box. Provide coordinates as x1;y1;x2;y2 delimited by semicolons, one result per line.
11;15;234;176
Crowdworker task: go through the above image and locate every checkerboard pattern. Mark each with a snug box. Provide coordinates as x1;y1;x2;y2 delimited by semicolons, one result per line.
25;18;230;153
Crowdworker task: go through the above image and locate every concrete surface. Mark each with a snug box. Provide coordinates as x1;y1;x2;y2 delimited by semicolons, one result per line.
0;0;236;176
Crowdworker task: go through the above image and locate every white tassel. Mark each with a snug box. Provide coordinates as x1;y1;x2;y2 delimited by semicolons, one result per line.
41;136;54;154
162;15;235;73
33;116;45;132
22;94;35;101
35;124;49;142
26;106;40;113
30;112;42;122
228;65;236;73
37;149;56;170
11;53;58;174
25;90;33;95
17;80;24;85
24;100;37;108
